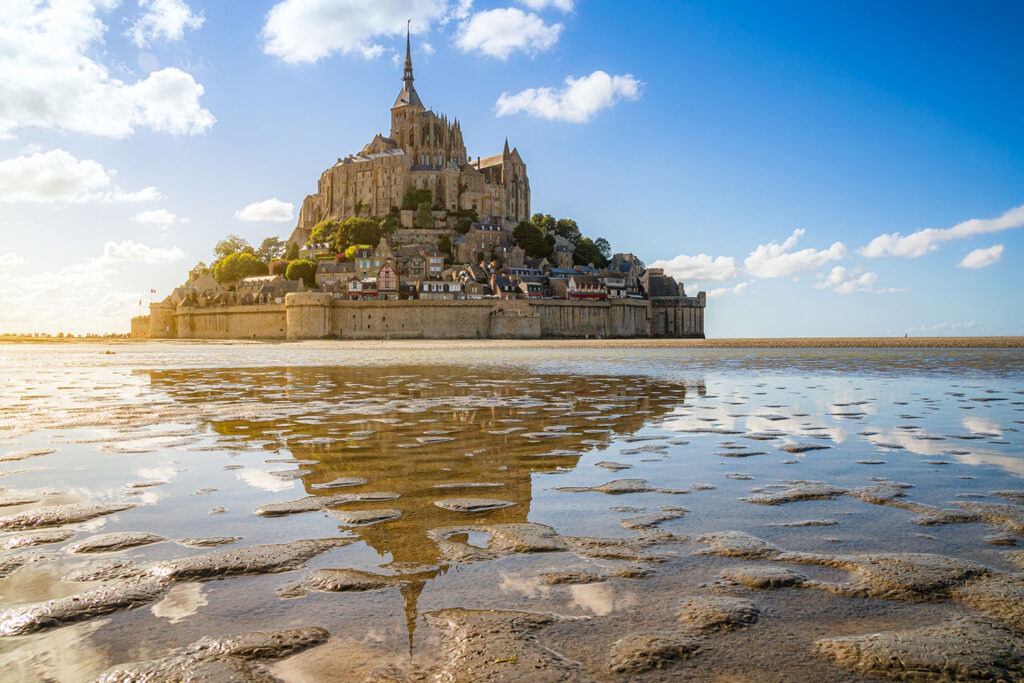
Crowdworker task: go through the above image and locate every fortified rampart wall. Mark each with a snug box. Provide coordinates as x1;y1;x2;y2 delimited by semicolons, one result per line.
175;304;287;340
139;294;705;340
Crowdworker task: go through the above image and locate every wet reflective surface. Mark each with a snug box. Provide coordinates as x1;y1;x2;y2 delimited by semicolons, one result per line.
0;342;1022;681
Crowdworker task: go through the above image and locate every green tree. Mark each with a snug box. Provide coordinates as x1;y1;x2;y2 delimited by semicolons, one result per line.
594;237;612;261
212;252;267;283
414;201;434;228
513;221;553;259
572;238;609;268
285;241;300;260
214;234;253;260
438;235;452;259
530;213;556;232
256;237;286;262
554;218;582;245
191;261;210;276
342;217;382;248
285;259;318;288
454;216;474;235
401;188;432;210
310;219;341;245
380;210;400;234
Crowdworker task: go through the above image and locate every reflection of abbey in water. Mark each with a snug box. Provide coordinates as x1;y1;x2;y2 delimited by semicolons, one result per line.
149;365;692;567
147;365;695;642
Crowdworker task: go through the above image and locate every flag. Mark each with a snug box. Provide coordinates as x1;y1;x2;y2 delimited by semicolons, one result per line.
150;289;157;293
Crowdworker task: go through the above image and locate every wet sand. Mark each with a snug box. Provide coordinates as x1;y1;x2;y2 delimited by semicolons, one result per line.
0;344;1021;681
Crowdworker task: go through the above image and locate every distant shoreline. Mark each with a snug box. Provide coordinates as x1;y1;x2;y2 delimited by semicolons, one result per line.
3;336;1023;348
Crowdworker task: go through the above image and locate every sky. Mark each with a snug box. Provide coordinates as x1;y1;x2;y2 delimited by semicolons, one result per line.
1;0;1022;337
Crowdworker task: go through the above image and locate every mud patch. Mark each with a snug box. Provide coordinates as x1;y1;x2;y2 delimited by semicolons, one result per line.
433;498;516;513
816;617;1024;681
0;503;134;531
608;631;700;674
331;509;401;526
66;531;165;553
95;627;329;682
423;609;594;683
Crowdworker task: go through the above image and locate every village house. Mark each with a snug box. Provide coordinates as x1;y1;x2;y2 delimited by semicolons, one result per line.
416;280;462;300
377;262;400;299
568;275;608;301
315;261;355;289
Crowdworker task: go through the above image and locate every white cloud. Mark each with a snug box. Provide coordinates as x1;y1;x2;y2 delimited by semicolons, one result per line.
100;241;186;265
0;1;215;138
707;282;749;298
234;198;295;222
0;253;26;268
132;209;181;226
909;320;978;333
518;0;575;11
650;253;740;282
957;244;1003;269
262;0;455;64
744;229;847;279
0;149;163;204
813;266;880;294
0;240;185;335
496;70;642;123
860;203;1024;259
127;0;205;48
456;8;562;59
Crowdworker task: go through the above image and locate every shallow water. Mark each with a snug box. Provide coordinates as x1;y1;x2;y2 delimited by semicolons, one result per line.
0;342;1022;681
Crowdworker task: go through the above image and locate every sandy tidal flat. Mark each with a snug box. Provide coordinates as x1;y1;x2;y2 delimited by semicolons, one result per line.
0;343;1021;681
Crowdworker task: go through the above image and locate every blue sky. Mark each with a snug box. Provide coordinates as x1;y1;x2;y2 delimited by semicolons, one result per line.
1;0;1022;336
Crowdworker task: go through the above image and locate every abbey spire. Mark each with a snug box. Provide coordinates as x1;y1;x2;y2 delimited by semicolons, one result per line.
393;19;423;109
403;19;414;84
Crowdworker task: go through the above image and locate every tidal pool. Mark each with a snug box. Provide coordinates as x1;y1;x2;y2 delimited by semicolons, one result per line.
0;342;1022;681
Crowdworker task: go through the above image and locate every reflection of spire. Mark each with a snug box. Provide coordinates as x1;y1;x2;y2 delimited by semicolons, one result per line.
400;579;426;658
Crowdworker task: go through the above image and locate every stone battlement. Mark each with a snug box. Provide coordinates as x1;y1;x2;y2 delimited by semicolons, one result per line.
135;295;705;341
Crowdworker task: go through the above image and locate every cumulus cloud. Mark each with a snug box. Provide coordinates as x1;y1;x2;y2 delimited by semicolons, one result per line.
234;198;295;222
131;209;182;226
0;240;185;334
0;1;214;138
127;0;205;48
456;8;562;59
813;266;882;294
957;244;1003;269
496;70;642;123
0;253;27;268
650;253;740;282
262;0;455;63
860;203;1024;259
744;229;847;279
99;240;186;265
0;149;163;203
707;282;749;298
518;0;575;11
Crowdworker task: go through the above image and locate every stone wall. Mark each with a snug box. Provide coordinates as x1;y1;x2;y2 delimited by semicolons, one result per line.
146;294;706;340
174;304;287;340
130;316;150;338
533;299;649;338
326;298;530;340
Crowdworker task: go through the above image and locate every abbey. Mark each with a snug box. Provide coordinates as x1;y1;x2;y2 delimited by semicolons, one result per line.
288;29;530;246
